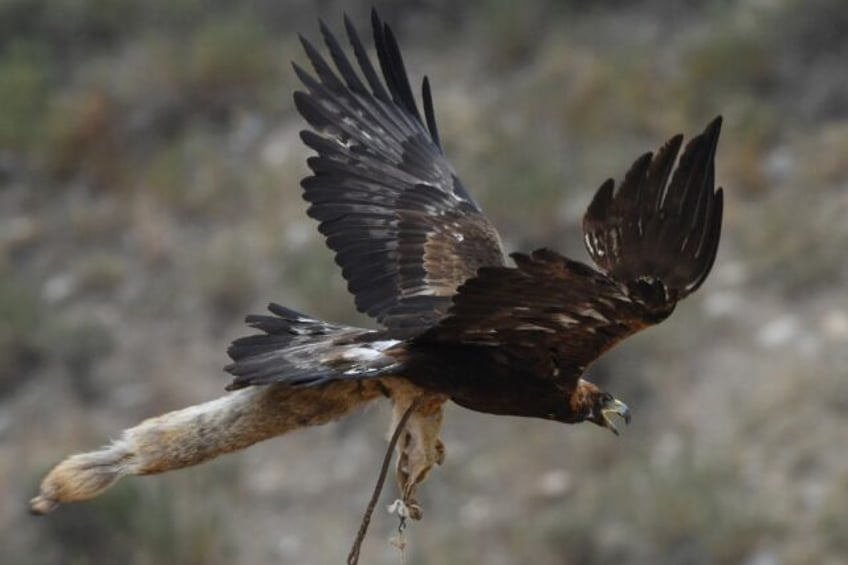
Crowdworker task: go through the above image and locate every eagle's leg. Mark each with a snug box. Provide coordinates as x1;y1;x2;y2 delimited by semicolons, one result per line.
382;378;447;520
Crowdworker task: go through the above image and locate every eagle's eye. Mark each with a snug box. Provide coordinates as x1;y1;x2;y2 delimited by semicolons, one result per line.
600;392;614;403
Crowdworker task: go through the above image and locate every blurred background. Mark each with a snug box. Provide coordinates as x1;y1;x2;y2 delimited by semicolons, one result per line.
2;0;847;563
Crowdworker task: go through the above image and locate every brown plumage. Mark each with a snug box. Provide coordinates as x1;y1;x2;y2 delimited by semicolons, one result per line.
31;9;724;522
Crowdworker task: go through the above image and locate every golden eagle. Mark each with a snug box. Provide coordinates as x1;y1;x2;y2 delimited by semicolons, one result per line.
226;11;722;425
31;10;723;523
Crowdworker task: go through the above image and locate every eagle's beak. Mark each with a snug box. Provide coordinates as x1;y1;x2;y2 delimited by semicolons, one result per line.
601;398;631;436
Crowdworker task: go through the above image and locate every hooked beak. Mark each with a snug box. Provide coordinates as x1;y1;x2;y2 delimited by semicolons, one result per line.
601;398;631;436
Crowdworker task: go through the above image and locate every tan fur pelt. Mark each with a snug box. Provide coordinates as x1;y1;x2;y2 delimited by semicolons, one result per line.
30;378;448;518
30;381;385;515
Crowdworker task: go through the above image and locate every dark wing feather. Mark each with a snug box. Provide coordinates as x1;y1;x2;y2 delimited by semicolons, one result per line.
422;119;724;390
295;10;504;337
419;249;653;389
583;117;724;305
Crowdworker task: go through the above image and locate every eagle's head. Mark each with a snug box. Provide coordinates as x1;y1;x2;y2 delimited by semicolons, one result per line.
573;379;631;435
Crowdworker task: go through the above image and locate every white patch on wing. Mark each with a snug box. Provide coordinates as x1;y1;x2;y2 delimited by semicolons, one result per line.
344;367;375;375
334;136;353;149
578;307;608;322
341;347;383;361
554;314;578;326
340;339;400;362
595;296;616;308
608;228;621;260
584;233;595;254
404;288;438;298
515;323;555;333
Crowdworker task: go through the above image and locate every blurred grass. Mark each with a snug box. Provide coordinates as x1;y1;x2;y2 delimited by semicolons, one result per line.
526;450;775;565
0;40;52;150
35;459;238;565
0;269;43;396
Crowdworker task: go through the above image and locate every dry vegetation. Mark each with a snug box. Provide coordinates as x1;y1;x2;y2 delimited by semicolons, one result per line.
2;0;847;563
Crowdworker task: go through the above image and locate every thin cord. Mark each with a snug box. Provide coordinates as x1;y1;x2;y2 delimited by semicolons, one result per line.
347;397;421;565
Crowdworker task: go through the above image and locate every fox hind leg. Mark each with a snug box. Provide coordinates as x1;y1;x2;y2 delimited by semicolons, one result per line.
384;379;447;520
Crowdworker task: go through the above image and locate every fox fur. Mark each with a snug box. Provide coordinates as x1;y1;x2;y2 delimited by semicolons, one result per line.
30;378;446;517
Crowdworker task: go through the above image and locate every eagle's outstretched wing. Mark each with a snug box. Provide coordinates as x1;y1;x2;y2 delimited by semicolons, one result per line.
295;10;505;337
420;118;724;389
582;116;723;302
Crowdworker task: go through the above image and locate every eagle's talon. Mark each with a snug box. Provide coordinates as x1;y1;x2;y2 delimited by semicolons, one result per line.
407;503;422;521
435;438;446;466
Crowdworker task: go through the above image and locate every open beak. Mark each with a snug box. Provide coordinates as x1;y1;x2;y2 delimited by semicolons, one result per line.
601;398;631;436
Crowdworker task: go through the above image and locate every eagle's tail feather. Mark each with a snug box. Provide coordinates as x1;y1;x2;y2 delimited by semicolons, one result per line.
225;303;401;390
